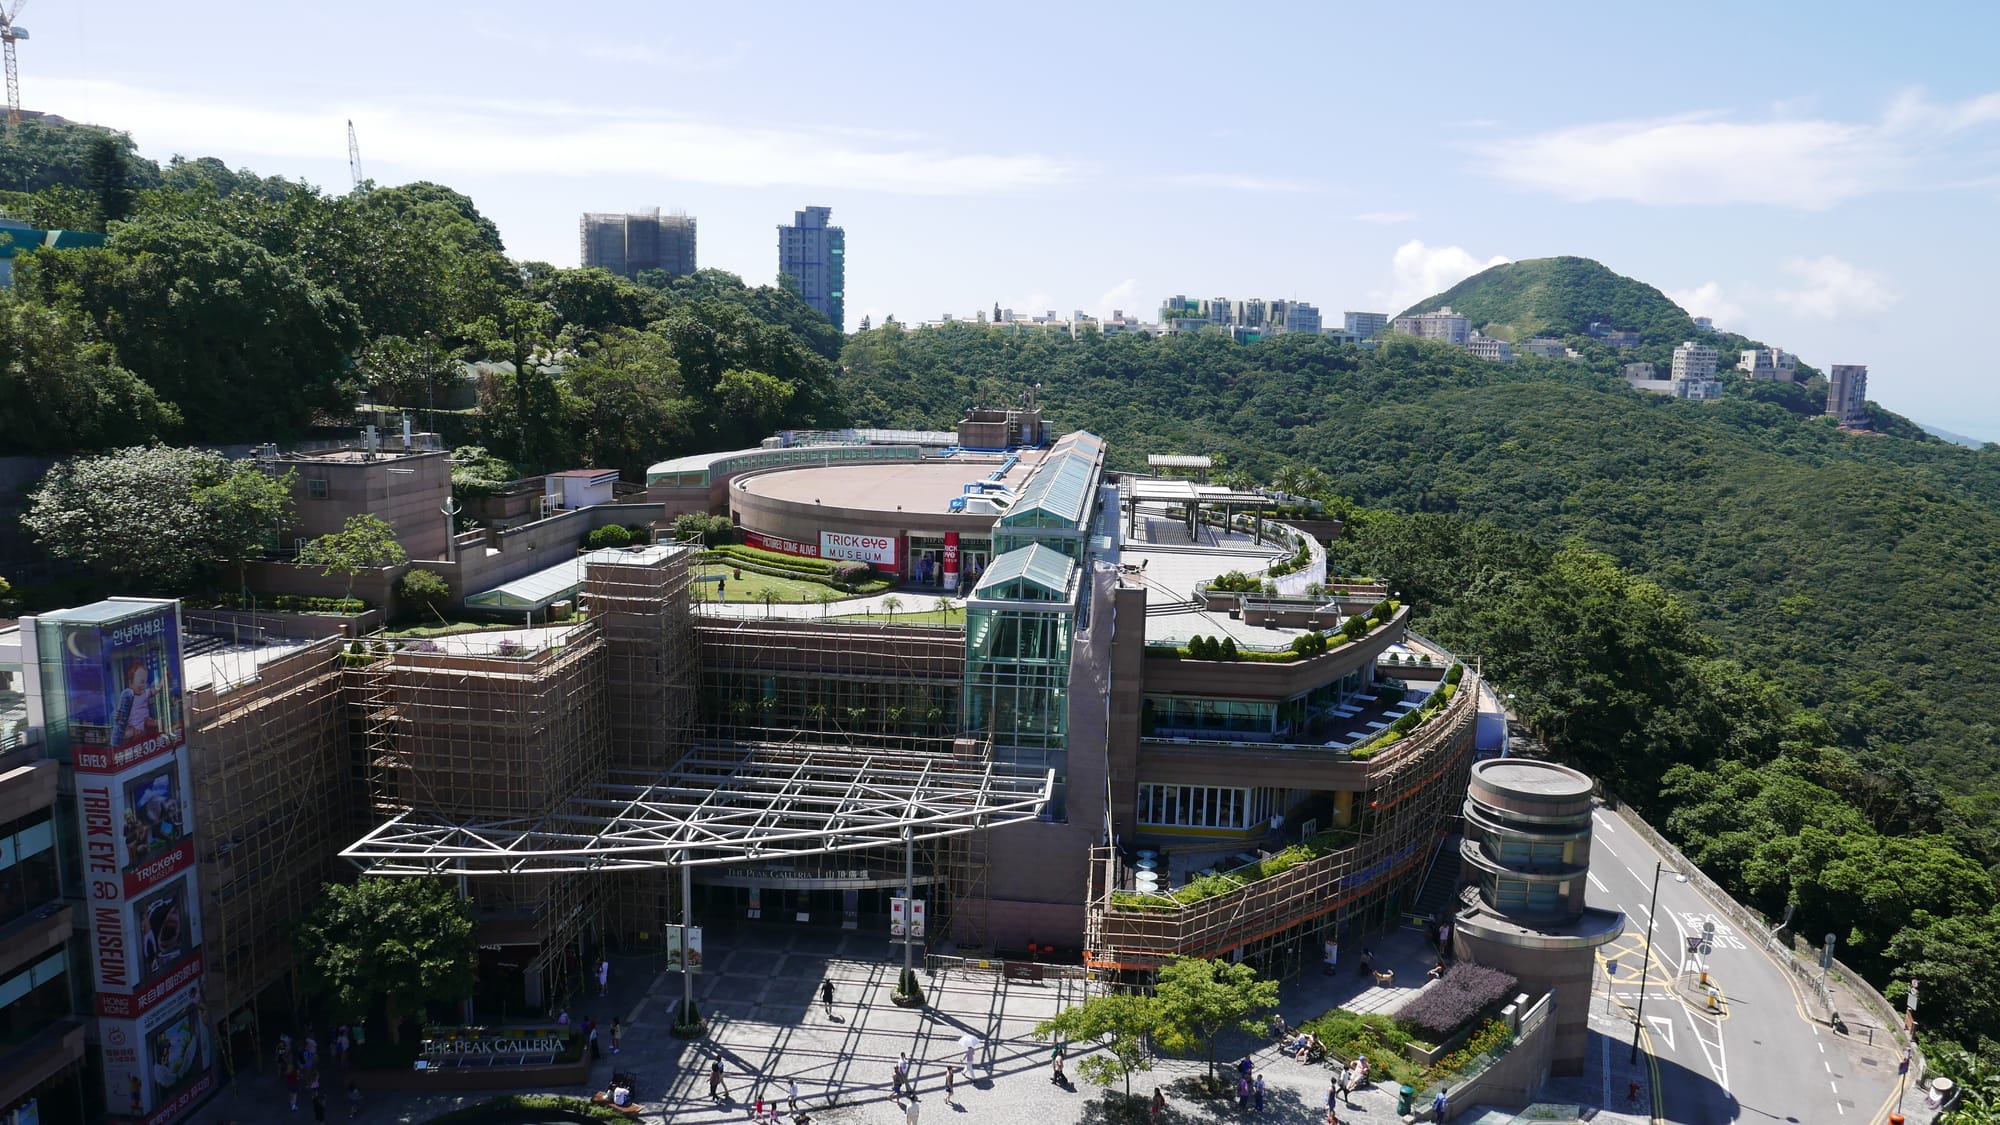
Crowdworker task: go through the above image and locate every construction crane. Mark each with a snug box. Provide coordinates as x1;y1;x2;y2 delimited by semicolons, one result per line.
2;1;30;131
347;119;364;192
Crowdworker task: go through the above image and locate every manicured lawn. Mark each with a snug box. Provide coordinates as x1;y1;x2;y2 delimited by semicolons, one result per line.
693;563;851;605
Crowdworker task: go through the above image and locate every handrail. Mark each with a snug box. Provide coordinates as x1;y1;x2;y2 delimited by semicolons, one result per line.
1091;679;1480;961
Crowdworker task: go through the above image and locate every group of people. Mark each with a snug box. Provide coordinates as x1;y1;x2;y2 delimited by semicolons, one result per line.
1234;1057;1268;1112
274;1029;360;1121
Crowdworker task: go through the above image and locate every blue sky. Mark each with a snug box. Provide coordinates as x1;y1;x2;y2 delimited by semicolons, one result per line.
29;1;2000;439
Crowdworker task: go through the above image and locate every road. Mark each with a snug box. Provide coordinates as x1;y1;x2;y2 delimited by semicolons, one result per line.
1584;806;1903;1125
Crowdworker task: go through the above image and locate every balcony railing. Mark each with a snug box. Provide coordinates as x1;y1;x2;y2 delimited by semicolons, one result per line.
1088;676;1480;965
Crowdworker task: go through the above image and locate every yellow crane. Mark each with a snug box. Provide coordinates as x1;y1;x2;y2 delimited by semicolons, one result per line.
1;0;28;130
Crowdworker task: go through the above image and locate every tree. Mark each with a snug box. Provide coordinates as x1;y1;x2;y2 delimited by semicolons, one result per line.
1033;991;1162;1098
358;334;455;411
25;446;292;591
19;216;365;439
881;594;902;621
396;569;452;622
293;877;475;1043
0;292;179;452
1151;956;1279;1089
563;327;695;477
298;514;409;601
83;133;132;228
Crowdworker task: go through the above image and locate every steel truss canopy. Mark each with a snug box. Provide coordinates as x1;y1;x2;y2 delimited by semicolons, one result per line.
342;742;1055;876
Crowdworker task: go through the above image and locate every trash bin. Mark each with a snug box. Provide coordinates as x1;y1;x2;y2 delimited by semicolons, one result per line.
1397;1085;1415;1115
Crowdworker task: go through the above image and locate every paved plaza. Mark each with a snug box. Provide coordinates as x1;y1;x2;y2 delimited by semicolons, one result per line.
201;922;1656;1125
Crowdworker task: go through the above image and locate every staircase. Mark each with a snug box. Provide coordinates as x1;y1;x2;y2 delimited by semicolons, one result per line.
1406;835;1465;928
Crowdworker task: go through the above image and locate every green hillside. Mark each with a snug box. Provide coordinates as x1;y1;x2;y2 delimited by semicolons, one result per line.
841;319;2000;1041
1399;255;1700;343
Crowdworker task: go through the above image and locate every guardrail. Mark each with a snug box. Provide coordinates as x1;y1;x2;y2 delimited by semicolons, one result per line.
1602;792;1917;1068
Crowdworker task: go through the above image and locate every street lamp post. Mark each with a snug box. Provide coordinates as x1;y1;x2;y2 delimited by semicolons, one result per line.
1630;860;1670;1062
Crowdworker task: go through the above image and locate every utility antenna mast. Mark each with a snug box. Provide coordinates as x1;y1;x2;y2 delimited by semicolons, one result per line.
346;119;364;191
2;2;31;131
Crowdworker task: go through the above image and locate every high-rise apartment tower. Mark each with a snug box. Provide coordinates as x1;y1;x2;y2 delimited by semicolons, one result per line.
778;206;846;332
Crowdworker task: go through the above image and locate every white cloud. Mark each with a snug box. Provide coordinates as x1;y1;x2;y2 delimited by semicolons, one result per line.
1476;89;2000;208
1162;172;1314;193
1664;282;1746;328
1354;210;1418;225
1384;240;1510;311
39;78;1077;196
1772;256;1900;319
1092;278;1140;321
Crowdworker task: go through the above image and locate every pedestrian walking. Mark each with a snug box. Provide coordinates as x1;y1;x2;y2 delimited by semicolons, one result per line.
962;1041;977;1071
1237;1074;1250;1111
311;1088;326;1123
346;1082;360;1119
1151;1087;1166;1122
905;1094;919;1125
598;958;611;996
334;1026;350;1069
710;1060;727;1100
610;1017;622;1054
557;1009;570;1030
1254;1073;1265;1112
789;1079;800;1114
1357;948;1373;977
1051;1043;1065;1084
587;1019;600;1060
822;980;836;1018
284;1066;300;1111
1328;1078;1341;1123
1432;1087;1450;1120
892;1060;905;1099
944;1065;956;1105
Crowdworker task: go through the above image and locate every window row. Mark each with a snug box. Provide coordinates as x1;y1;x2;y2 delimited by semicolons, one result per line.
1136;784;1279;831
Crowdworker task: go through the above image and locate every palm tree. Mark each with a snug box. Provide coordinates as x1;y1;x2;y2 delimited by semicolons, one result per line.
935;597;955;624
882;594;903;622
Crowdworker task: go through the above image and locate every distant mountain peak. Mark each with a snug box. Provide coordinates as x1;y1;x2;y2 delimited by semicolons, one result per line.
1399;256;1698;345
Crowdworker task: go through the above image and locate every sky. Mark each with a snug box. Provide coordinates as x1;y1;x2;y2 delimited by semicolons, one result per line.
26;0;2000;439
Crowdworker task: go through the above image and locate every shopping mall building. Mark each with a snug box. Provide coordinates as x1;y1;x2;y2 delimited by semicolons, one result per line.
0;408;1498;1123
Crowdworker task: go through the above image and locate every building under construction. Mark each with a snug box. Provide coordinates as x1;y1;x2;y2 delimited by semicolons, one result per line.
3;419;1500;1125
579;208;697;279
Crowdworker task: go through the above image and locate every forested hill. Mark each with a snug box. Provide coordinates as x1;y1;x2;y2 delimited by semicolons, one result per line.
844;321;2000;1039
1398;256;1816;385
841;324;2000;789
1399;255;1697;342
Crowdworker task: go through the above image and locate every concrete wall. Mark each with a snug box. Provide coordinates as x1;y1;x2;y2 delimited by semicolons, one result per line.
272;448;453;561
729;472;996;552
1428;992;1556;1118
1453;933;1597;1076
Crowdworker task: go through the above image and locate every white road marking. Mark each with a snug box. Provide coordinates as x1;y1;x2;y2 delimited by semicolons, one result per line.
1818;1042;1825;1053
1648;1015;1676;1051
1626;865;1643;881
1589;872;1608;892
1598;838;1620;858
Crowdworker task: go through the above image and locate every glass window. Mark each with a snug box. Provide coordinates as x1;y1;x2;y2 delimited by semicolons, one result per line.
0;809;60;929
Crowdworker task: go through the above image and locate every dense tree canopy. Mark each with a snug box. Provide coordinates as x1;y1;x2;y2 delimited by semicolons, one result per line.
24;446;293;592
19;216;364;438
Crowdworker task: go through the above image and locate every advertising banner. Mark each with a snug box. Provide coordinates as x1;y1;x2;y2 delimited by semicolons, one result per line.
55;604;186;774
34;601;212;1125
890;897;925;938
819;531;897;566
744;531;819;559
943;532;960;587
663;925;704;974
100;976;212;1125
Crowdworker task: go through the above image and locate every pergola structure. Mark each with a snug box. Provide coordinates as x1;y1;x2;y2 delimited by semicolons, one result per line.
341;741;1054;876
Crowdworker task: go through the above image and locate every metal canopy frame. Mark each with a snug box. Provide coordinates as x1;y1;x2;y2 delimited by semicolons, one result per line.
342;741;1054;876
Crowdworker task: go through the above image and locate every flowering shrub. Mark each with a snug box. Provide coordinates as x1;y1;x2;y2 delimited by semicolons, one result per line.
1397;962;1519;1042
